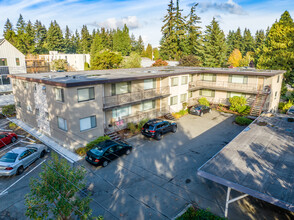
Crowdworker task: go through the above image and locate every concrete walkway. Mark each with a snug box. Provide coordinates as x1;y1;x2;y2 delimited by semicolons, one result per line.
0;94;14;107
9;118;82;163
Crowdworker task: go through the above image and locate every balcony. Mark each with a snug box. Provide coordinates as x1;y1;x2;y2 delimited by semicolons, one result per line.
103;86;170;109
105;107;170;131
189;81;260;94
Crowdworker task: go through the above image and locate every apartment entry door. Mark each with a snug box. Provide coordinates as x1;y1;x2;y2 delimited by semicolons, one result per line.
257;77;264;91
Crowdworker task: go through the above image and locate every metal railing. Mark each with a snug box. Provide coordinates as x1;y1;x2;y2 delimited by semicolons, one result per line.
189;81;260;93
104;106;170;131
103;86;170;109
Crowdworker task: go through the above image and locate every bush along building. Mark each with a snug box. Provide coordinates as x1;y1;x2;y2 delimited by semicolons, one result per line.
0;38;27;94
10;66;284;150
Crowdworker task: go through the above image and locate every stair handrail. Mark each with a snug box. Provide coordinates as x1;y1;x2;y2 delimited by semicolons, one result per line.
258;93;270;116
250;90;261;115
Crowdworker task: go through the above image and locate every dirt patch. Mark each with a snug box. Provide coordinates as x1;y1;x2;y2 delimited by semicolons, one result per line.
256;121;268;126
5;123;42;144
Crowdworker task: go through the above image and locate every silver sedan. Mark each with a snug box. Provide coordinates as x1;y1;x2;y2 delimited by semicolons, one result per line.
0;144;48;176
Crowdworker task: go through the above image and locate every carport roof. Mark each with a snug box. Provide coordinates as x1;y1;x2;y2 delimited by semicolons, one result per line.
198;114;294;212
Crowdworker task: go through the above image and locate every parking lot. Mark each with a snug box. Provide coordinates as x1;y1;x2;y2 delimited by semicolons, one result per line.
0;112;293;219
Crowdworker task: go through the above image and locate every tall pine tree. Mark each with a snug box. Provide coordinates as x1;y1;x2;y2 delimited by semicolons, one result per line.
80;25;91;53
3;19;16;45
203;18;227;67
15;14;27;54
34;20;47;54
243;28;255;55
46;20;64;52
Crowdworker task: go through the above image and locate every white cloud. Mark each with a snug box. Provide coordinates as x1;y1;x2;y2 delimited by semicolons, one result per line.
198;0;247;15
94;16;140;30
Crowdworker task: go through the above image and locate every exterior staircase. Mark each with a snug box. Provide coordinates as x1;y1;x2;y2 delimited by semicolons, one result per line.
105;130;123;142
164;113;175;120
250;88;270;117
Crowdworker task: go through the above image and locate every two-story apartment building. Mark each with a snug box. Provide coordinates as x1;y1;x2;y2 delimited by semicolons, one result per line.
10;67;284;150
0;38;27;94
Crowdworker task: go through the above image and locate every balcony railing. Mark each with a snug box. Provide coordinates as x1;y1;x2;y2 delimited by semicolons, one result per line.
105;107;170;132
189;81;260;94
103;86;170;109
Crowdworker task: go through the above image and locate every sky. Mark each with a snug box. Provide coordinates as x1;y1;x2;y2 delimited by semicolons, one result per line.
0;0;293;47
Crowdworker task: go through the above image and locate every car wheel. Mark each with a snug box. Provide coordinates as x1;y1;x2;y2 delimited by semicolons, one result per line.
11;137;17;143
125;149;131;155
200;112;203;117
102;160;109;167
40;150;46;158
172;126;177;133
16;166;24;175
155;133;162;140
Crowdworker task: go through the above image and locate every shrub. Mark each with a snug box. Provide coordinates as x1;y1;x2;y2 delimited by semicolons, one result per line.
127;122;137;134
91;50;123;70
182;102;188;110
178;109;188;116
75;135;111;156
138;118;149;130
278;102;286;110
9;122;17;129
51;59;68;71
235;116;253;126
152;59;168;67
122;52;142;68
229;96;247;112
177;207;225;220
84;62;90;70
2;104;16;117
282;100;293;111
238;105;251;115
198;97;210;107
179;55;202;67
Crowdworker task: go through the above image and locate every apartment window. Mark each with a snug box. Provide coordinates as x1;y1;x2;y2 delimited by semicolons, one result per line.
57;117;68;131
188;91;193;98
17;101;21;108
189;74;193;83
35;108;39;116
170;96;178;105
42;85;46;94
229;75;248;84
275;91;278;99
111;82;131;95
200;89;215;97
227;92;245;98
16;58;20;66
201;74;216;82
171;77;179;87
55;88;64;102
0;58;7;66
34;84;37;91
181;76;188;85
141;100;155;111
0;75;10;85
45;112;49;119
77;87;94;102
112;106;132;119
180;93;187;103
277;75;280;83
144;79;155;90
80;116;96;131
23;82;29;89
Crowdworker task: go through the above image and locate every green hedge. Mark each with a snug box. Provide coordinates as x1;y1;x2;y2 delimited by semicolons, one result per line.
198;97;210;107
235;116;253;126
75;136;110;156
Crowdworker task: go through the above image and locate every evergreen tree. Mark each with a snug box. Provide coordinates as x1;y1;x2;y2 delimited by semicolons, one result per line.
255;30;265;49
100;28;112;50
257;10;294;71
25;20;35;54
185;3;202;58
64;25;75;53
90;33;103;67
112;25;131;56
153;48;160;60
243;28;255;55
203;18;227;67
232;27;243;54
74;30;82;53
226;30;235;56
80;25;91;53
46;21;64;52
3;19;16;45
136;35;144;55
145;44;153;60
130;34;137;52
34;20;47;54
174;0;186;58
160;0;177;60
15;14;27;54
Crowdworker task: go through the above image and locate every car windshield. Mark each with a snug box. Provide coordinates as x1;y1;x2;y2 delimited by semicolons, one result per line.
194;106;202;110
143;123;155;130
0;153;18;163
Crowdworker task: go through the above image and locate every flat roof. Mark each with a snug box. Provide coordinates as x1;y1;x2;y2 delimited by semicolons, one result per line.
198;114;294;212
9;66;285;88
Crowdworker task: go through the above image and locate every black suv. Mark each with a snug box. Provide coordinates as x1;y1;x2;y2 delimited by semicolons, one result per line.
189;104;211;116
86;140;132;167
141;119;177;140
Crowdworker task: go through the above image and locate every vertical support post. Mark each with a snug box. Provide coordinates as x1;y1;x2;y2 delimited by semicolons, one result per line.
225;187;231;218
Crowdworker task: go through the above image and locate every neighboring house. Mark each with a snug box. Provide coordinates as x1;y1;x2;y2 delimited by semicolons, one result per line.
141;57;179;67
10;67;284;150
0;38;26;94
40;51;90;71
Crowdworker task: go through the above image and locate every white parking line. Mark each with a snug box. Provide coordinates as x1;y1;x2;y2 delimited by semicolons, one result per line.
0;159;47;197
0;140;21;154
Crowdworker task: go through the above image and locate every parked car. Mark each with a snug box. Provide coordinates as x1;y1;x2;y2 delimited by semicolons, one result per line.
286;106;294;115
86;140;133;167
0;144;48;176
189;105;211;116
0;132;18;148
141;119;177;140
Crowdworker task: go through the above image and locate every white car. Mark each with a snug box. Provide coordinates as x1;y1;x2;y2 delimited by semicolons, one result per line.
0;144;48;176
287;105;294;116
